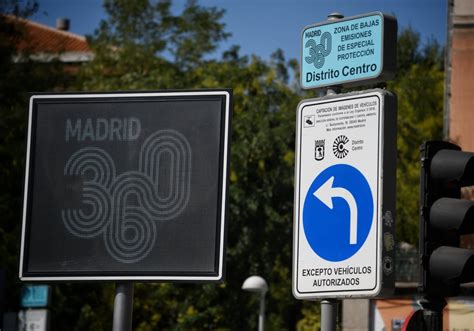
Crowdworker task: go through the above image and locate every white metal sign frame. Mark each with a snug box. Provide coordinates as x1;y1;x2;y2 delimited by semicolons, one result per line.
293;89;396;299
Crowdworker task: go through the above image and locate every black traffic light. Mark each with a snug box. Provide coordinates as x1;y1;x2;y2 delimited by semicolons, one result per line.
419;141;474;297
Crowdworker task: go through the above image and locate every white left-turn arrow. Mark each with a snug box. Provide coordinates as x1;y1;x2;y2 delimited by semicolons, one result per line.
313;176;358;245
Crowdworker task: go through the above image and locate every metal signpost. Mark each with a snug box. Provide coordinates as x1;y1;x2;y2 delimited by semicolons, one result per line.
19;90;232;330
294;12;397;331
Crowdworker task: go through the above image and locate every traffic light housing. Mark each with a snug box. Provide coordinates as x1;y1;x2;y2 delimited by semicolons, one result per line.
419;141;474;297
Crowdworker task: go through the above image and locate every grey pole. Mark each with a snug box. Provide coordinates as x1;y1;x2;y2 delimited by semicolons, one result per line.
319;13;344;331
258;291;266;331
242;275;268;331
320;83;340;331
112;283;134;331
321;299;338;331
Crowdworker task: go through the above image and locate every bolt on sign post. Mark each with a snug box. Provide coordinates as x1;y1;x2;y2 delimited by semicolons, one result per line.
20;90;231;281
293;89;397;299
301;12;397;90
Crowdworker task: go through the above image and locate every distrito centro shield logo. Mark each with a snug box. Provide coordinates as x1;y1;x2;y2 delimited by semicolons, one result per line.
303;164;374;262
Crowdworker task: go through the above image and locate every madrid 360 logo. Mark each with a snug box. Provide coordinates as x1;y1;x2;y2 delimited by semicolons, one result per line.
62;129;191;264
305;32;332;69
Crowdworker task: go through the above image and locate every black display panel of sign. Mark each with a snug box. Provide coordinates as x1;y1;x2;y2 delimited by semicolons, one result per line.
19;90;232;281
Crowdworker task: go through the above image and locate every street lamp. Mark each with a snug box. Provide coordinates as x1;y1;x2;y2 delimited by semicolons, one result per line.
242;275;268;331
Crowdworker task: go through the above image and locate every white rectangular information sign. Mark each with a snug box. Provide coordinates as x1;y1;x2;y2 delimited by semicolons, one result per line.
293;89;396;299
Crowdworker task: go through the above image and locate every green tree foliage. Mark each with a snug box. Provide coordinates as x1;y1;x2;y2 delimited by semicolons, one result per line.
79;0;229;90
0;0;72;312
388;28;444;244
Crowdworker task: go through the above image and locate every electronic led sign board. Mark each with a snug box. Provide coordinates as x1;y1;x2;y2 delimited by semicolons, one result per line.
20;90;231;282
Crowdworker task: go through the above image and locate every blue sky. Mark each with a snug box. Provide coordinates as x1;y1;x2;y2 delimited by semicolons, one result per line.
31;0;447;62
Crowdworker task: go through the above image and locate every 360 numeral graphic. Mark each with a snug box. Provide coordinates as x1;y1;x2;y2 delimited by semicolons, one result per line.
61;130;191;263
305;32;332;69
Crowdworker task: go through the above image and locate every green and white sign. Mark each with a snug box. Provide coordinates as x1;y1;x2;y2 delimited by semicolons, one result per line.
301;12;397;89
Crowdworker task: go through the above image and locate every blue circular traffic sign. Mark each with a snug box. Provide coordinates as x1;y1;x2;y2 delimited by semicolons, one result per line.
303;164;374;262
